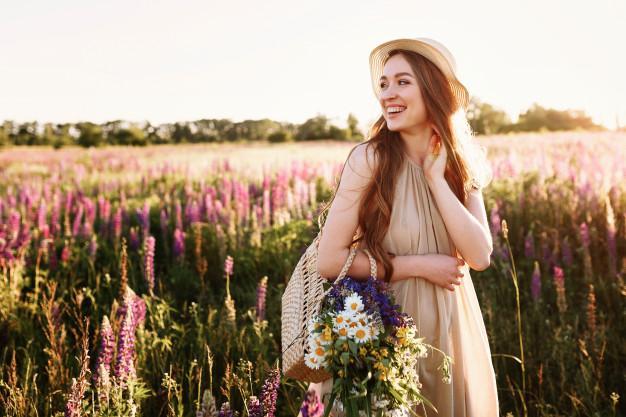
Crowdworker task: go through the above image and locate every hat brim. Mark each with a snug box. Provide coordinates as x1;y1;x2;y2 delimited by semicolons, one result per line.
369;38;470;110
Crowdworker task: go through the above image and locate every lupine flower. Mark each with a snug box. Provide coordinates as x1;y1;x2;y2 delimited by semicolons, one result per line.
224;255;234;277
553;266;567;313
605;194;617;276
129;226;140;251
94;316;115;384
247;395;263;417
530;261;541;302
490;205;501;237
173;228;185;260
260;368;281;417
115;294;136;384
144;235;155;293
160;208;169;240
112;207;123;240
61;241;71;264
174;200;183;230
300;389;324;417
256;276;268;322
117;287;146;328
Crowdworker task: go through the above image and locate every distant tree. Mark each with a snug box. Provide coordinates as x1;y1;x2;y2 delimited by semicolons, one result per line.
512;103;604;132
268;130;293;143
347;113;363;141
77;122;104;147
466;97;511;135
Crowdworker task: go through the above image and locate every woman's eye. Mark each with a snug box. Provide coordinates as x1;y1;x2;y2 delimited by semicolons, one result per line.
379;82;387;89
399;79;409;85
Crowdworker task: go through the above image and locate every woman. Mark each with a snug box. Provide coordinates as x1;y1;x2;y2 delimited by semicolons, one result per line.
308;38;499;416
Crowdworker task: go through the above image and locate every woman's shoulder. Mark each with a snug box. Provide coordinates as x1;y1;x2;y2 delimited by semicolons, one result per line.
344;141;378;179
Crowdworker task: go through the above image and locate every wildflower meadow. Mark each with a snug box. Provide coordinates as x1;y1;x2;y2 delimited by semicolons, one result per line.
0;132;624;416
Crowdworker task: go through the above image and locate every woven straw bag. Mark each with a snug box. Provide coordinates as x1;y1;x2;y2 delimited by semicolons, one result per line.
281;231;378;382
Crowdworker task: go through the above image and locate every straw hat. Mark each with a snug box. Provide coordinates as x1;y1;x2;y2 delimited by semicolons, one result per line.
369;37;470;110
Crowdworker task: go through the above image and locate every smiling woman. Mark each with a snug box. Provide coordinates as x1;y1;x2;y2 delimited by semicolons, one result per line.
302;37;499;417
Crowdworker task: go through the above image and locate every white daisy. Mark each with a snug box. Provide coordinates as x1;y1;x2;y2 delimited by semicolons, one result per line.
349;324;371;344
304;352;322;369
344;293;364;314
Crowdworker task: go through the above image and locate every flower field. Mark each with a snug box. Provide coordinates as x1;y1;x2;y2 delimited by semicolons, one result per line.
0;131;624;416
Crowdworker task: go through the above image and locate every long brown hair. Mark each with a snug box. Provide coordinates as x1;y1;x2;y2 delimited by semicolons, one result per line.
320;49;476;283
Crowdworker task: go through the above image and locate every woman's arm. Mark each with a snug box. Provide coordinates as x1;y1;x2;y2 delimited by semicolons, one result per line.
426;176;493;271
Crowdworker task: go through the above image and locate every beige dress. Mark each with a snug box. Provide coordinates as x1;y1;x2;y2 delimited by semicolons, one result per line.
315;157;499;417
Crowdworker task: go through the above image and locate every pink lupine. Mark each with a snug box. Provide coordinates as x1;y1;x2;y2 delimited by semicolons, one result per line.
144;235;155;293
93;316;115;384
111;207;123;240
37;200;47;231
260;368;281;417
256;276;268;322
174;200;183;231
117;287;146;328
300;389;324;417
136;201;150;240
224;255;234;277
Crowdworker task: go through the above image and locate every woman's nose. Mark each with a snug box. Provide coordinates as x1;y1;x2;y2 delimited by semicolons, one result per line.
380;86;397;101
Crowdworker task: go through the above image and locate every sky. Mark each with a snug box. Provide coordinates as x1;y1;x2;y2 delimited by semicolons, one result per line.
0;0;624;131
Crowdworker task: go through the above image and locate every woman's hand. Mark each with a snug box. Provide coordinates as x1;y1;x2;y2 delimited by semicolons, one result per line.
419;254;467;291
422;125;447;183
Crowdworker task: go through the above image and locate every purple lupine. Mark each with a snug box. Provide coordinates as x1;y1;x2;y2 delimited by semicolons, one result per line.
530;261;541;302
186;200;201;225
160;208;169;241
128;227;140;251
117;287;146;328
524;231;535;259
82;198;96;238
247;396;263;417
260;368;281;417
144;235;155;293
256;276;268;322
173;228;185;260
300;389;324;417
114;297;136;384
93;316;115;384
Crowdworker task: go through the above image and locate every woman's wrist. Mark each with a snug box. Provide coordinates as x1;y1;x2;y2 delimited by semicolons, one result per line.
390;254;428;282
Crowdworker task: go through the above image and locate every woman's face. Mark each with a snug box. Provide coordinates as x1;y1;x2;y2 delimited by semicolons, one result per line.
378;53;429;133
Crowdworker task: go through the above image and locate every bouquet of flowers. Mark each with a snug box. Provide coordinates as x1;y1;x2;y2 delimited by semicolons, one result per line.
304;276;453;417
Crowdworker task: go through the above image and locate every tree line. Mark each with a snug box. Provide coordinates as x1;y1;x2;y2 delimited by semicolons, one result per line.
0;99;608;148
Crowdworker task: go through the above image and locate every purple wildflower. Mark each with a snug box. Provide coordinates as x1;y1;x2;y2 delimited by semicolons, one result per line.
530;261;541;302
300;389;324;417
115;294;136;384
93;316;115;384
247;396;263;417
173;228;185;260
136;201;151;240
260;368;281;417
128;226;140;252
175;200;183;230
112;207;123;240
72;204;84;238
256;276;268;322
144;235;155;293
490;204;501;237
